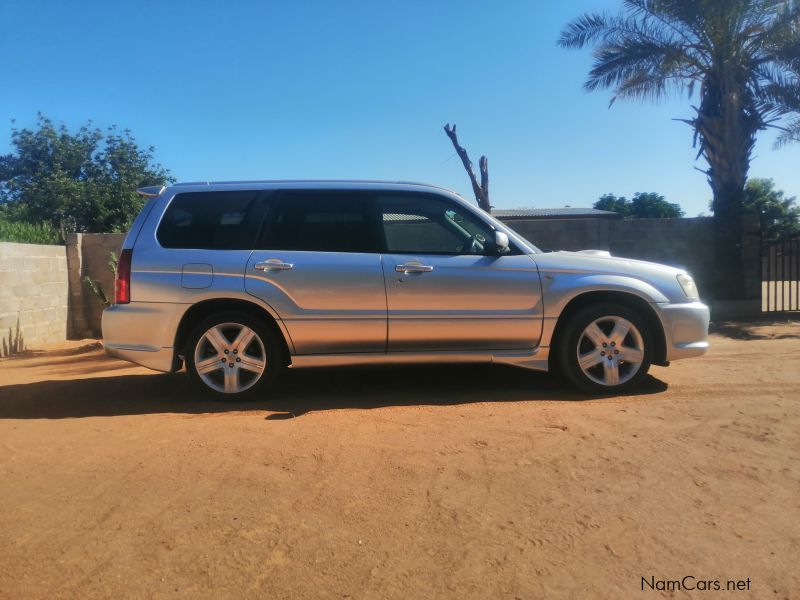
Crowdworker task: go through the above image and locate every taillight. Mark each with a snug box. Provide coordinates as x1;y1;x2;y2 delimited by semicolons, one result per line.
115;249;133;304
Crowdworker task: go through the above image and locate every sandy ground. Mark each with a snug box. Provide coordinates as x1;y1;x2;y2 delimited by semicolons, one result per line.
1;320;799;599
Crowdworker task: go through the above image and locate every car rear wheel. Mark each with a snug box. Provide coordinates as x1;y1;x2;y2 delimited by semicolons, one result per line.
557;303;653;394
185;311;284;399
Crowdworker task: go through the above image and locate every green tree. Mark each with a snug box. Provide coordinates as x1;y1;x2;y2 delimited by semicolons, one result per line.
559;0;800;300
0;114;172;235
733;178;798;241
595;192;684;218
630;192;685;218
595;193;632;216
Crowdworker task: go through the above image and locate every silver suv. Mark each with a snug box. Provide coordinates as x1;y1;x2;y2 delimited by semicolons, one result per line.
102;180;709;398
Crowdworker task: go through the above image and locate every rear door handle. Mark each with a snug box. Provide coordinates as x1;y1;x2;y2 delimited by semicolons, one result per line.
395;262;434;274
255;259;294;271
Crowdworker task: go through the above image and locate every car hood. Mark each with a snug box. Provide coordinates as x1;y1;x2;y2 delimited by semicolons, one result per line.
531;249;686;281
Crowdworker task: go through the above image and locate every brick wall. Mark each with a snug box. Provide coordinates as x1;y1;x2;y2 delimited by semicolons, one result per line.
66;233;125;338
0;242;69;356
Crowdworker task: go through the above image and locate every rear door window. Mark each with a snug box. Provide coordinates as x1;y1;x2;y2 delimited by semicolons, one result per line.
259;191;379;253
157;190;269;249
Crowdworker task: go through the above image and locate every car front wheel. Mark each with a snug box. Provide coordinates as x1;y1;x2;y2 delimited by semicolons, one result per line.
557;304;653;394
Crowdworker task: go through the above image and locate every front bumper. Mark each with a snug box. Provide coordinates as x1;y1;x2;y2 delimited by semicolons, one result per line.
654;301;710;361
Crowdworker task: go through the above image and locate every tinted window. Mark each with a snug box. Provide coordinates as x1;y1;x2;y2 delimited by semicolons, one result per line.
377;195;495;255
260;192;378;253
157;191;268;249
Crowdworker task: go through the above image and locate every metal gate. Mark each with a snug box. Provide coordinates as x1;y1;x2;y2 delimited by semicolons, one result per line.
762;233;800;312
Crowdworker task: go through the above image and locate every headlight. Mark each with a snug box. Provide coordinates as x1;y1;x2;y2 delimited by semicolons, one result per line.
676;273;699;300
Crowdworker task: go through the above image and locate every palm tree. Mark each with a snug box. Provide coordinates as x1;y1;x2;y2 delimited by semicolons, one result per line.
559;0;800;300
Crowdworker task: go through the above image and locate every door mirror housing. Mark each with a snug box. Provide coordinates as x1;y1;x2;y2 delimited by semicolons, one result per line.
493;231;510;255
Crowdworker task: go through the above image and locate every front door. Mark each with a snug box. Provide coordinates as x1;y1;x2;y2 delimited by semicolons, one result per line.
376;193;543;351
245;190;386;355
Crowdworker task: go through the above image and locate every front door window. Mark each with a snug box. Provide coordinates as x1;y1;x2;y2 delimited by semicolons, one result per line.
376;195;497;255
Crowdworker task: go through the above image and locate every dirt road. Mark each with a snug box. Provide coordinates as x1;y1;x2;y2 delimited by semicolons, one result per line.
1;320;798;599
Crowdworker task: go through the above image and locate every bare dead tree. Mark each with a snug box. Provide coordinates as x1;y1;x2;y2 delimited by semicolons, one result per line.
443;123;490;213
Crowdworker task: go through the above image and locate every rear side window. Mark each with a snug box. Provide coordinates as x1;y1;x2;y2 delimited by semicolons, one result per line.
157;191;268;249
259;191;378;253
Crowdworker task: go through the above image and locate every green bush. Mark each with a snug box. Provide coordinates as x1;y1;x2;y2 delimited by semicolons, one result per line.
0;219;63;245
83;251;118;307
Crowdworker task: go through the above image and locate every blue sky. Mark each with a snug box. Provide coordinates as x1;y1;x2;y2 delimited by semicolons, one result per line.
2;0;798;216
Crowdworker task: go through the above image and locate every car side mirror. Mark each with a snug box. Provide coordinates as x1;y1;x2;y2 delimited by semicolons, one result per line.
493;231;510;255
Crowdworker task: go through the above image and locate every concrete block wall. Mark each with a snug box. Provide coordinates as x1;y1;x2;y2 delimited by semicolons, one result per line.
66;233;125;338
499;215;761;304
609;217;716;295
502;218;613;253
0;242;69;356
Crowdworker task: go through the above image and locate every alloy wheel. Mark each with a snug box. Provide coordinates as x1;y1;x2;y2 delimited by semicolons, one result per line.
576;315;645;387
193;322;267;394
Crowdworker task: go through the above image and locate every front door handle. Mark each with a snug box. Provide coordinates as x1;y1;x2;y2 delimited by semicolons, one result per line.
255;259;294;271
395;262;434;274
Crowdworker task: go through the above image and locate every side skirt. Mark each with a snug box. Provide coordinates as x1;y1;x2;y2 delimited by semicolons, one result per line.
289;347;550;372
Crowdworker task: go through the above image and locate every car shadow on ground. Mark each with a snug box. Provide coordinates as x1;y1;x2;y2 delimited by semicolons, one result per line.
709;315;800;340
0;363;668;420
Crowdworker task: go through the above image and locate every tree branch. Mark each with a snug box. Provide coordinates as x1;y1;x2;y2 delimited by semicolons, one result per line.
443;123;491;212
479;155;489;206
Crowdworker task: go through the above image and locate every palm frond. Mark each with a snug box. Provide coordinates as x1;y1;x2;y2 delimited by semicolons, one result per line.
559;12;688;49
755;64;800;115
585;35;700;98
558;13;618;49
774;116;800;147
639;0;716;48
623;0;708;48
746;0;800;54
612;72;697;104
560;0;800;149
768;35;800;71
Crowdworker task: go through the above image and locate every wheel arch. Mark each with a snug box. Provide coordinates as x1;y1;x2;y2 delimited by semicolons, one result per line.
172;298;293;370
548;290;668;368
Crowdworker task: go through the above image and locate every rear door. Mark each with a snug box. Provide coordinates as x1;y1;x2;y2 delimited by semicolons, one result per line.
377;193;543;351
245;190;387;354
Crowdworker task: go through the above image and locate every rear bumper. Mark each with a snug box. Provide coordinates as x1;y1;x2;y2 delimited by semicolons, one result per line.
654;301;710;361
102;302;184;372
104;344;176;372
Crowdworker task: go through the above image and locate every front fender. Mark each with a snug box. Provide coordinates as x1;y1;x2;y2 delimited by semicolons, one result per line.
542;273;669;318
536;274;670;350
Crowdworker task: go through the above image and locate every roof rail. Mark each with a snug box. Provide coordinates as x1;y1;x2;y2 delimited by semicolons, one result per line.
136;185;166;198
170;179;447;189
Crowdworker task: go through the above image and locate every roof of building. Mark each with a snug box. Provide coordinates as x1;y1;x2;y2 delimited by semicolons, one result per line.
492;207;623;220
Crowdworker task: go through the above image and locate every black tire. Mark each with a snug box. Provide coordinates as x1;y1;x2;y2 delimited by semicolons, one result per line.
185;311;285;400
555;303;653;394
